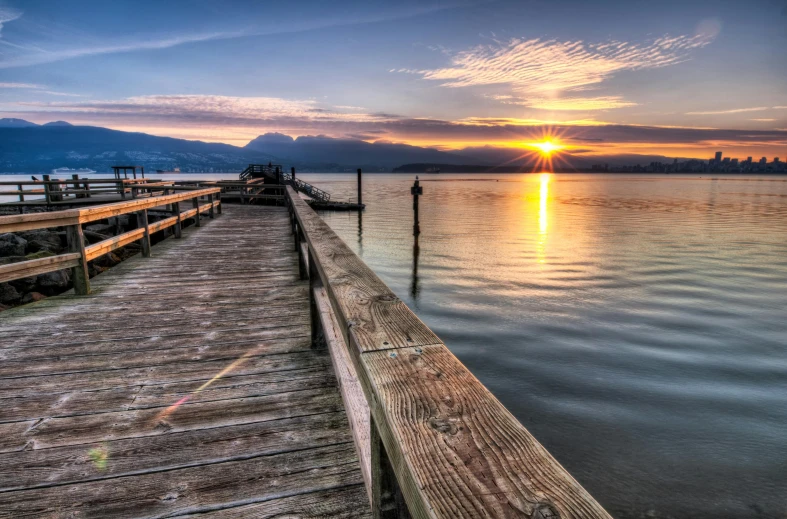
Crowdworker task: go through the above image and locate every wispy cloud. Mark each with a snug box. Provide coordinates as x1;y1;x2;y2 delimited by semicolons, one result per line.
403;31;715;111
687;107;769;115
503;95;638;111
0;32;234;69
412;33;715;93
0;81;43;89
0;6;22;38
18;94;398;124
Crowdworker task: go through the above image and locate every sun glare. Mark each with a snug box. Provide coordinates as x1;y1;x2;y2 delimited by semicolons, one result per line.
532;140;562;155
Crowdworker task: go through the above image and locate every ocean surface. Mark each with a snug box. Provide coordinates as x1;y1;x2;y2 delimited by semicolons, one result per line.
3;172;786;517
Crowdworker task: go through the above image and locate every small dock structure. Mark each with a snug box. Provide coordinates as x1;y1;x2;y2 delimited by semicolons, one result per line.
0;184;609;517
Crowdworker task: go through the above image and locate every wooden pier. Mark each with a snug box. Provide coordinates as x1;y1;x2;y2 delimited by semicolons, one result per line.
0;186;610;518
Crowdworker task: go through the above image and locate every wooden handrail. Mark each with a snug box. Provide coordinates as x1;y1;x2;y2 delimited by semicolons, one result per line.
285;186;610;519
0;188;221;293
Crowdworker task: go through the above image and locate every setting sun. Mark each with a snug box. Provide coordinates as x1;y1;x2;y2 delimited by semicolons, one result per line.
532;140;562;155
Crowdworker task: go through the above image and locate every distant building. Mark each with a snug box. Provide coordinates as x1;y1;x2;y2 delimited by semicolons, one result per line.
715;151;723;162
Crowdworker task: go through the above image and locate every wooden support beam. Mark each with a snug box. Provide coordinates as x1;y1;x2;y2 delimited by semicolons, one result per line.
65;224;90;295
137;209;151;258
173;202;182;238
192;198;201;227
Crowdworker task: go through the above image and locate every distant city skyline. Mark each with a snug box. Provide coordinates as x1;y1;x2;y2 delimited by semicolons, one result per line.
0;0;785;159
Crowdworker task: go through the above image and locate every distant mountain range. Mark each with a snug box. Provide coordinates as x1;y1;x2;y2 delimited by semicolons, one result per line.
0;118;682;174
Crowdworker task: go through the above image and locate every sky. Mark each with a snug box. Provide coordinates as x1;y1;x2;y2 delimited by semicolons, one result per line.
0;0;786;159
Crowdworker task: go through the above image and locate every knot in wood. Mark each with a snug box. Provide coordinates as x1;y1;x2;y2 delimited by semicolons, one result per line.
531;503;560;519
428;416;458;435
375;293;398;303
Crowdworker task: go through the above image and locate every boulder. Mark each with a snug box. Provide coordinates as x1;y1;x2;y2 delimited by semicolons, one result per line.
19;230;63;254
0;283;22;305
35;270;71;295
9;275;37;293
0;233;27;257
20;292;47;305
0;256;26;266
94;252;122;268
83;230;111;244
85;223;115;235
25;250;55;260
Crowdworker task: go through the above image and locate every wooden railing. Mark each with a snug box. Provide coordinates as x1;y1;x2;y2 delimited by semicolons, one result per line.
0;187;221;294
285;186;610;519
0;177;171;206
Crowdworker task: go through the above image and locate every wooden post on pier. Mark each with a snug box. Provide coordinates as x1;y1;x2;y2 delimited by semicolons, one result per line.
291;167;296;182
411;176;422;245
138;209;151;257
66;223;90;295
357;168;363;206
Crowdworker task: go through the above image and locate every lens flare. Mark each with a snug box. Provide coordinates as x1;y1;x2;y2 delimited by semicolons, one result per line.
153;345;265;424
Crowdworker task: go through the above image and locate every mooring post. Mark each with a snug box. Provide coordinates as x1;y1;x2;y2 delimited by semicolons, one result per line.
291;167;296;182
357;168;363;206
411;176;422;245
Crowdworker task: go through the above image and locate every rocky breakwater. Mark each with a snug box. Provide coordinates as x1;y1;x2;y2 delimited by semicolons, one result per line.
0;216;142;311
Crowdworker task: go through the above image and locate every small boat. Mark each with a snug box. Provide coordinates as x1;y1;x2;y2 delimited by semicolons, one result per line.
51;167;96;175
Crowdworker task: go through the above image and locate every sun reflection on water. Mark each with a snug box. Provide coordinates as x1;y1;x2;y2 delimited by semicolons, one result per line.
538;173;550;264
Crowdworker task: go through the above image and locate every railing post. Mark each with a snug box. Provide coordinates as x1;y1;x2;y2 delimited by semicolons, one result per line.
118;180;126;200
42;174;52;206
370;418;409;519
173;202;182;238
208;193;215;218
137;209;151;257
193;197;201;227
216;192;222;215
66;223;90;295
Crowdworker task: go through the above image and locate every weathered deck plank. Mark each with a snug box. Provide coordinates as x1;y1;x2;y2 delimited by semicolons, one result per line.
0;204;371;518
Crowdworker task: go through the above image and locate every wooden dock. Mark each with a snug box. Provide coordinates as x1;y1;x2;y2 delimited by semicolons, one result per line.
0;204;371;517
0;186;610;518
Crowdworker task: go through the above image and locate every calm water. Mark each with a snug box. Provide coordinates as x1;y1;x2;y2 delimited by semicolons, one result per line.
305;173;787;519
3;172;786;517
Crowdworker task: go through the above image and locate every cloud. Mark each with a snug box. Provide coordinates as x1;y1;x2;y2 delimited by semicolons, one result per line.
0;6;22;38
0;32;234;69
687;107;769;115
8;93;787;154
0;81;42;89
18;94;398;125
411;33;715;96
503;95;638;111
750;118;776;122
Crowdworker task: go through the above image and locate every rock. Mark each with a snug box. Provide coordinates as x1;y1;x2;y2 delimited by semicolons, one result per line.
94;252;122;268
83;230;111;244
19;230;63;253
0;256;26;266
85;223;115;235
9;275;37;293
35;270;71;295
25;250;55;260
0;283;22;305
0;233;27;257
20;292;47;305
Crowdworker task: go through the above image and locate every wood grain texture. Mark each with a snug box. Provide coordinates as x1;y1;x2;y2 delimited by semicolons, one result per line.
361;345;611;519
0;204;370;518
